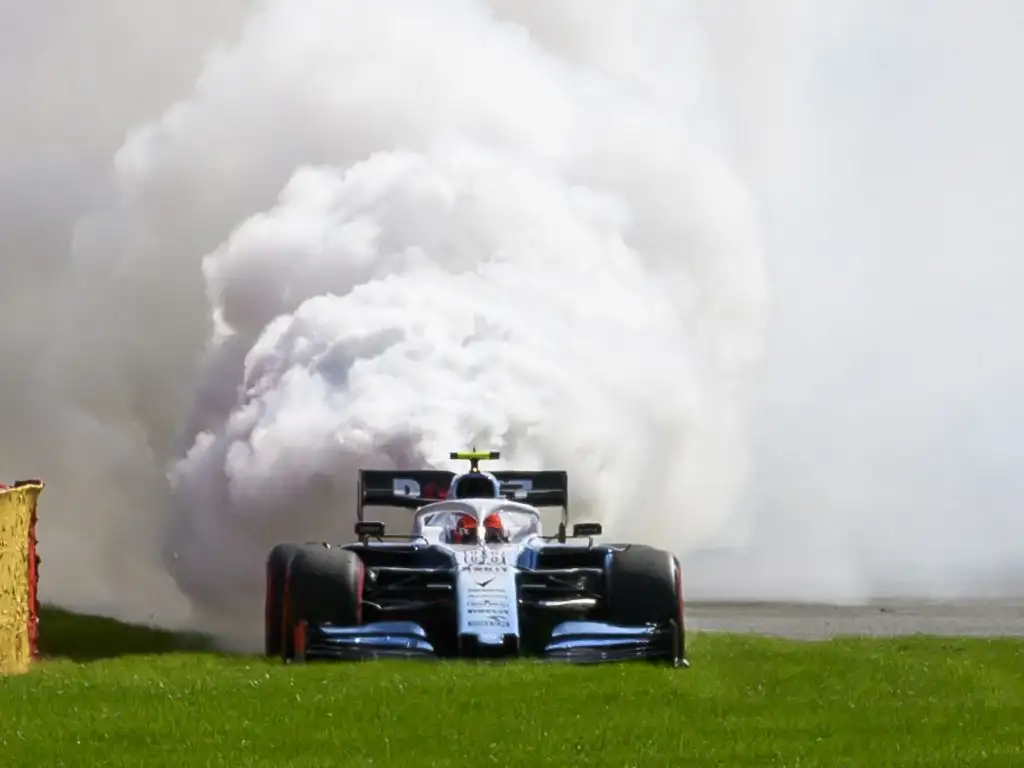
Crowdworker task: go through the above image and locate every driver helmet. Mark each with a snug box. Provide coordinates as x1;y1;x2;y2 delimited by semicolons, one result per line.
450;513;479;544
483;512;508;544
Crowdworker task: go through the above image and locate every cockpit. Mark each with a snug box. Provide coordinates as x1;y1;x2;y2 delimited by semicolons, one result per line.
447;511;509;544
407;457;545;545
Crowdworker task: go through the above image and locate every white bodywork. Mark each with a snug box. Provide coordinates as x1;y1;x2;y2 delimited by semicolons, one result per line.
304;482;684;664
410;498;545;645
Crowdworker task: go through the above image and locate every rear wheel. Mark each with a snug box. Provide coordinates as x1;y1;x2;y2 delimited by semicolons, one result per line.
281;546;365;661
605;544;685;665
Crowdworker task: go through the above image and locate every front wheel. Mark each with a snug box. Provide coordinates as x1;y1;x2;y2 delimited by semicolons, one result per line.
605;544;686;666
281;546;365;661
265;543;309;657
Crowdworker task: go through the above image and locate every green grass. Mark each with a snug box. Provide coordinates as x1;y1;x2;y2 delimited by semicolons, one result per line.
34;606;215;661
1;607;1022;767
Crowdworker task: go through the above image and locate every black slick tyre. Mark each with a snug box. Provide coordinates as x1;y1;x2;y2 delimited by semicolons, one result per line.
605;544;685;664
265;543;307;657
281;546;365;661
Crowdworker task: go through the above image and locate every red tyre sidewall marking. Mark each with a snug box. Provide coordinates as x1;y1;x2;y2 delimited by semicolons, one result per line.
294;620;308;659
355;559;365;625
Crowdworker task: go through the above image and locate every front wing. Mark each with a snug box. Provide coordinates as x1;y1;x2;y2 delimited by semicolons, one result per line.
292;619;687;667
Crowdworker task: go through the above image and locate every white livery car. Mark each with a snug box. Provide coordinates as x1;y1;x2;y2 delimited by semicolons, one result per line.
265;451;687;666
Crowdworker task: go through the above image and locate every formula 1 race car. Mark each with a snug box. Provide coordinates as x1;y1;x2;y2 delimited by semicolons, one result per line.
264;451;687;666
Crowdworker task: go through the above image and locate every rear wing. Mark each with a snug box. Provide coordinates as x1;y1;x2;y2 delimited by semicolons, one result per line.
357;468;569;520
491;470;568;508
358;470;455;515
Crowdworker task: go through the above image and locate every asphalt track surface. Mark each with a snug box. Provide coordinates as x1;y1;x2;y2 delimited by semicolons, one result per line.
685;600;1024;638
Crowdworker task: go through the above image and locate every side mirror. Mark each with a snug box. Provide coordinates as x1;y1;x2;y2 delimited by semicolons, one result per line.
354;521;386;539
572;522;602;538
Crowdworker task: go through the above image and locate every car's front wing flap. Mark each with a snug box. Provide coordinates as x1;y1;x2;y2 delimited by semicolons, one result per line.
296;621;438;661
540;620;687;667
294;619;686;666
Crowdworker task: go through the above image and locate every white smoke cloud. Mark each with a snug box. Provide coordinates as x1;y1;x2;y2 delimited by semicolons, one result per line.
690;0;1024;602
2;0;771;642
3;0;1021;645
0;0;251;626
148;0;769;638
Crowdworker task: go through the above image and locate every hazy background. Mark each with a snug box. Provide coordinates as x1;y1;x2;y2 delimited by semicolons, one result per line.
695;0;1024;602
0;0;1020;644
